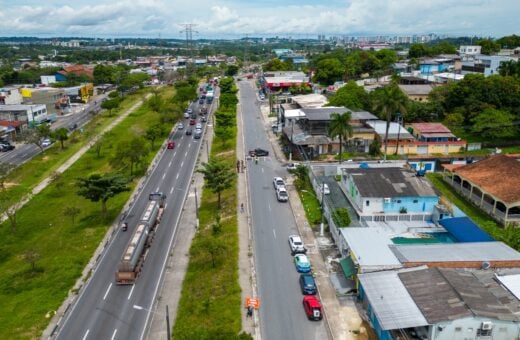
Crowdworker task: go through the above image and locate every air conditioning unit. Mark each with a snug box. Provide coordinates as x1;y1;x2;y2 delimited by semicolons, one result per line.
481;321;493;330
384;198;391;203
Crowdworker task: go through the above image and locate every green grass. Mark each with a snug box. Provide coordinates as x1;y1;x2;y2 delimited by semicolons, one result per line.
174;91;248;339
427;173;520;251
0;87;175;339
295;176;322;226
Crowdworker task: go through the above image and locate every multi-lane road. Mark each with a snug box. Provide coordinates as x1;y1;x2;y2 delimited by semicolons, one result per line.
239;80;329;340
55;96;212;340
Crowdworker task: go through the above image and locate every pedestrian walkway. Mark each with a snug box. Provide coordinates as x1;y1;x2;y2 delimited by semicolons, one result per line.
1;94;151;224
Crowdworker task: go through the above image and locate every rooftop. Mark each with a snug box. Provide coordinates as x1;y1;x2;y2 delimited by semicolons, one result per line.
366;120;414;140
291;93;328;108
358;267;429;330
340;228;401;268
451;155;520;205
399;267;520;323
409;122;452;134
398;84;434;96
390;242;520;263
343;167;437;198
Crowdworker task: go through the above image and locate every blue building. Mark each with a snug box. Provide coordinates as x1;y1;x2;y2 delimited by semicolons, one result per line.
340;167;439;222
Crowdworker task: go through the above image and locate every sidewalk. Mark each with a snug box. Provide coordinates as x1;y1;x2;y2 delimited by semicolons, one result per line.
255;82;365;340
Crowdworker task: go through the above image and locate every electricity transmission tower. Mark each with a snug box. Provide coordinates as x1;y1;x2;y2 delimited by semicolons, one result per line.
179;24;198;78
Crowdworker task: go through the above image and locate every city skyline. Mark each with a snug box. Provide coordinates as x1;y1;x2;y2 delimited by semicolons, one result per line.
0;0;519;39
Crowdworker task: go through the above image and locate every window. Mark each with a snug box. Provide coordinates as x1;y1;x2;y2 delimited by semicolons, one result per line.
413;199;418;203
477;329;492;337
366;200;370;206
455;327;462;332
396;200;401;203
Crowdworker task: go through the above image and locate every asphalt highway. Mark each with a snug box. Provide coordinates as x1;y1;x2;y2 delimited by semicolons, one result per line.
239;81;328;340
55;94;212;340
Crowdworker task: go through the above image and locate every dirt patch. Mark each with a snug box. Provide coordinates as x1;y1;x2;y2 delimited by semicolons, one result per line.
3;182;18;189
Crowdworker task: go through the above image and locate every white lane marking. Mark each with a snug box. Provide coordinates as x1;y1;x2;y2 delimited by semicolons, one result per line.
170;187;174;194
164;203;168;209
273;229;277;239
261;167;264;173
173;151;177;157
184;151;188;157
176;173;179;180
111;329;118;340
268;203;271;211
180;161;184;168
82;329;90;340
156;186;159;192
103;283;112;300
127;284;135;300
162;173;166;180
188;143;191;148
168;161;172;167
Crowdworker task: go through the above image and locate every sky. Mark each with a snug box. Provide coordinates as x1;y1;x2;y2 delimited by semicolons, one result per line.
0;0;519;39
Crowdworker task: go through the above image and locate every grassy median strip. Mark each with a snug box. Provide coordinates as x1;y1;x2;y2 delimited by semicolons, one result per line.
174;78;249;339
0;87;175;338
427;173;520;251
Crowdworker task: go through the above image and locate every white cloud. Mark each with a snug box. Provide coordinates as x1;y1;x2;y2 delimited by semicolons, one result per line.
0;0;518;37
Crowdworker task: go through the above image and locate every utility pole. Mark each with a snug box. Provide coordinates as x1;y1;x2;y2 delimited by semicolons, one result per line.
179;23;198;79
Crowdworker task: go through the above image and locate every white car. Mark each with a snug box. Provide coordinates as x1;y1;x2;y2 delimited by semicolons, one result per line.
286;162;301;171
195;123;202;130
184;112;190;119
288;235;306;255
187;108;193;114
276;187;288;202
320;183;330;195
273;177;285;190
178;122;184;130
41;138;52;147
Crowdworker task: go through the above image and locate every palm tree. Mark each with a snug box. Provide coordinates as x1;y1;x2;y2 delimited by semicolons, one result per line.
372;82;408;160
328;111;353;163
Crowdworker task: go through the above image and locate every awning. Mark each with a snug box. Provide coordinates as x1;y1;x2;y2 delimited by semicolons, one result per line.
340;256;357;278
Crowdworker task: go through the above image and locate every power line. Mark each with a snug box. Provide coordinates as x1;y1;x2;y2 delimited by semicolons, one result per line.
179;24;198;78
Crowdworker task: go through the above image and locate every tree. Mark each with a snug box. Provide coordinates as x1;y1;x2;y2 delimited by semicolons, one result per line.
371;82;408;160
63;206;81;225
101;97;120;116
52;127;69;149
76;173;129;218
471;108;516;140
113;137;150;176
263;58;288;71
0;197;20;233
327;81;369;110
202;236;226;268
477;39;500;55
145;123;165;149
20;124;50;152
225;64;239;76
408;43;428;58
369;138;382;157
197;158;234;209
313;58;344;85
293;164;308;189
327;111;353;163
23;249;41;275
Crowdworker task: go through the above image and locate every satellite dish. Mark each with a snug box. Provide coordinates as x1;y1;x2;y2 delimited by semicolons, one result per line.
481;261;491;270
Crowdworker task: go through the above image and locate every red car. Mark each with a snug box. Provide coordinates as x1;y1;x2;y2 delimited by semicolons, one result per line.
167;140;175;149
189;119;196;125
302;296;323;321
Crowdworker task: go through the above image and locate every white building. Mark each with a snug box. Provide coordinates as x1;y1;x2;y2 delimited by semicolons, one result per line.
461;55;519;77
0;104;48;127
0;88;23;105
459;45;482;59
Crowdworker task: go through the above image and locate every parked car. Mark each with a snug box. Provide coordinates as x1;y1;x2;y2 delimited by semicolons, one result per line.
178;122;184;130
288;235;306;255
0;142;15;152
189;119;196;125
320;183;330;195
167;140;175;149
249;148;269;157
299;274;317;295
286;162;301;171
273;177;285;190
302;296;323;320
294;254;311;273
186;129;192;136
276;187;288;202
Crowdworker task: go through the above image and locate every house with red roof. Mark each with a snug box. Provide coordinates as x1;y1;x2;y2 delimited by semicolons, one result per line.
442;154;520;226
55;65;94;82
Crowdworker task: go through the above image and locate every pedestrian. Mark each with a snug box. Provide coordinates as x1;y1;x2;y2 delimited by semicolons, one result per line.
240;203;244;213
236;160;240;173
247;306;253;318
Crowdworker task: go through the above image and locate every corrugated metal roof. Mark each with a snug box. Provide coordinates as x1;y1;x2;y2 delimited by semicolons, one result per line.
391;242;520;263
496;274;520;301
340;228;402;267
439;217;494;242
344;167;437;198
358;267;429;330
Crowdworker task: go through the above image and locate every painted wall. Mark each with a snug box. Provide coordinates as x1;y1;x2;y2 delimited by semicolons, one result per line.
382;196;439;214
429;317;519;340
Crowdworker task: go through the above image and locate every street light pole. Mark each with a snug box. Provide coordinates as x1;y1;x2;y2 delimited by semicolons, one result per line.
320;182;325;237
133;304;170;340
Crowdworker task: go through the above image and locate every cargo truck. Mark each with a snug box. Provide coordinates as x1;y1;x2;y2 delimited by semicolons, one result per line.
115;192;166;284
206;91;214;104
